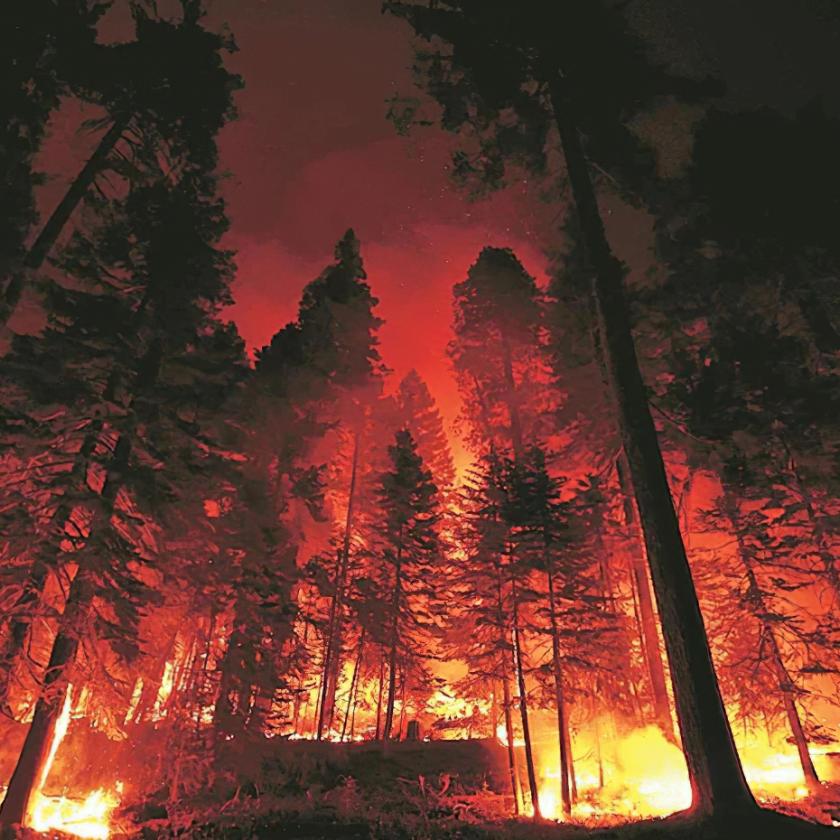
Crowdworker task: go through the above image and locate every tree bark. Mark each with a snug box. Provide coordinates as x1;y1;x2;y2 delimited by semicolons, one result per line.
495;565;522;814
375;653;386;741
616;455;675;741
547;74;754;816
383;531;403;741
341;628;365;741
546;564;573;818
0;567;93;828
317;431;360;739
511;581;540;820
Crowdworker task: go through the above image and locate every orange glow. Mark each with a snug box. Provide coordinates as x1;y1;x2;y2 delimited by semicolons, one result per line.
151;660;176;720
499;720;838;824
30;787;121;840
17;684;122;838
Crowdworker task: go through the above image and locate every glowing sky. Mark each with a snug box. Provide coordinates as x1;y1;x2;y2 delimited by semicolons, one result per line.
208;0;552;470
45;0;840;471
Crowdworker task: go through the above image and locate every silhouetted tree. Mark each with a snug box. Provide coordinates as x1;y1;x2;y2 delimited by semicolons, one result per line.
386;0;752;815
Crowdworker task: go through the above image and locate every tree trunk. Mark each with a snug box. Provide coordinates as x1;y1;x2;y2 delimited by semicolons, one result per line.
317;431;360;739
0;116;130;326
341;629;365;741
397;671;408;740
546;564;573;818
511;582;540;820
501;675;522;815
547;75;754;816
723;489;820;792
375;653;386;741
495;565;522;814
383;533;403;741
500;334;524;459
616;455;675;741
0;568;93;828
214;617;249;736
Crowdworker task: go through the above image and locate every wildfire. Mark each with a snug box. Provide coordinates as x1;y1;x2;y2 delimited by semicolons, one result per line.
30;788;121;840
497;720;839;824
13;684;123;839
151;660;176;720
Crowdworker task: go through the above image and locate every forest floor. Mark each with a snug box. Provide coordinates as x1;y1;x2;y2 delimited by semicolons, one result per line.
127;795;840;840
113;739;840;840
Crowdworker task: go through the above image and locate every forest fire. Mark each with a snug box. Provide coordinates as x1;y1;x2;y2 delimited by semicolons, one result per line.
29;788;120;840
1;1;839;839
3;685;122;837
516;723;839;823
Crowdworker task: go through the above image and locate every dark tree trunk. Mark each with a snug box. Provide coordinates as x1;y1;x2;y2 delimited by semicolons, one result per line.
547;75;754;816
501;675;522;815
341;629;365;741
511;583;540;820
495;566;522;814
375;653;386;741
0;116;130;326
0;575;93;827
383;533;403;741
546;564;574;818
317;431;360;739
616;455;675;741
214;617;249;736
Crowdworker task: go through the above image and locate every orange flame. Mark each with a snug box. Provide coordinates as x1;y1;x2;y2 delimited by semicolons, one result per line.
18;684;122;839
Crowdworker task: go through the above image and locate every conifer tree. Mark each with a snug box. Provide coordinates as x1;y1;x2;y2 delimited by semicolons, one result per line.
374;430;443;741
1;1;241;325
0;62;239;826
395;370;456;494
386;0;753;814
215;230;385;742
0;1;104;289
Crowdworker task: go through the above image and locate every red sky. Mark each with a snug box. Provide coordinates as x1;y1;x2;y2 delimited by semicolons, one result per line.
30;0;554;475
193;0;554;471
42;0;839;471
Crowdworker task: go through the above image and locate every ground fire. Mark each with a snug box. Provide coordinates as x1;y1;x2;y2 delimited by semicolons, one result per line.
1;1;839;839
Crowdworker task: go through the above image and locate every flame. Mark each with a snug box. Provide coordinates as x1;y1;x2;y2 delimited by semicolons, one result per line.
30;788;121;840
506;721;836;824
496;722;524;748
12;684;122;838
38;685;74;794
152;660;176;719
